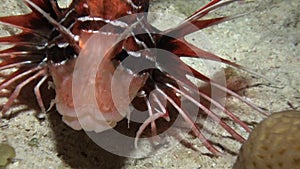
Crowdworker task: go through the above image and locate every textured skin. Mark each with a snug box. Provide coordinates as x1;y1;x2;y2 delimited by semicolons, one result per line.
233;110;300;169
0;0;258;155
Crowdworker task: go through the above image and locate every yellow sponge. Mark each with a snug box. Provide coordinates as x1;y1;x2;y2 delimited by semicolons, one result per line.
233;110;300;169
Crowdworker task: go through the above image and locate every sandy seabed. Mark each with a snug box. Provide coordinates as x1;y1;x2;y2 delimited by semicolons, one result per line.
0;0;299;169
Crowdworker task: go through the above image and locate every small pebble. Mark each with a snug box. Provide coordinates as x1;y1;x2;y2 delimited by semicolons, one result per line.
0;143;16;167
